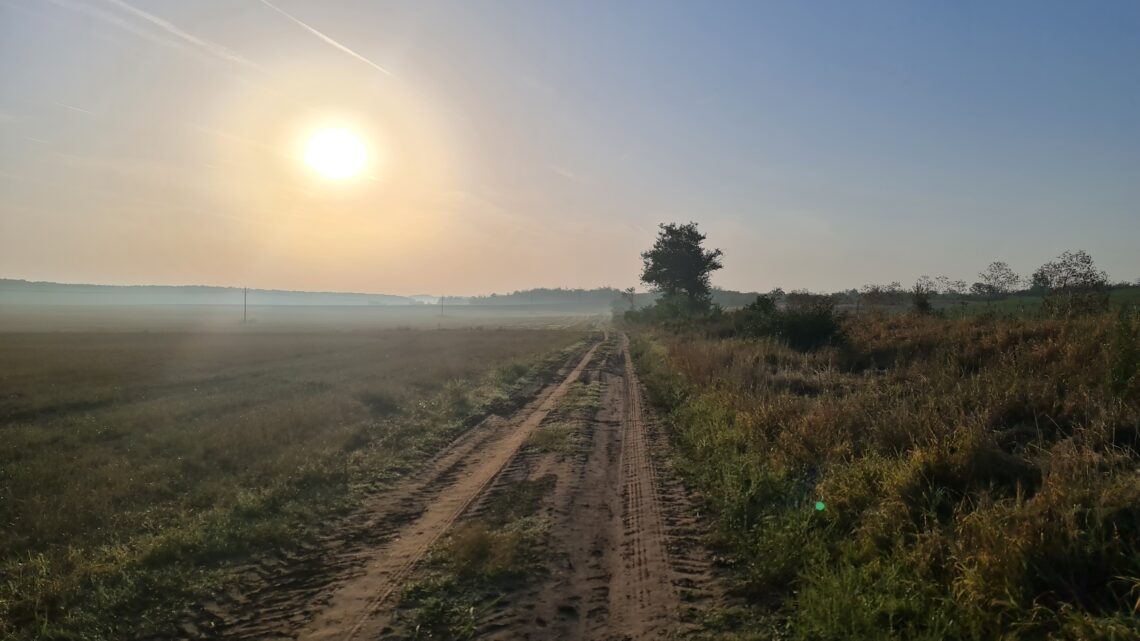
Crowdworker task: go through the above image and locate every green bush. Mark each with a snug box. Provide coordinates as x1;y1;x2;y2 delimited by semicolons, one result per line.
730;295;844;351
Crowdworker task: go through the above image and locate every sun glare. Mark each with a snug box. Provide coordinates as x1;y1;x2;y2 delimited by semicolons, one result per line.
304;128;367;180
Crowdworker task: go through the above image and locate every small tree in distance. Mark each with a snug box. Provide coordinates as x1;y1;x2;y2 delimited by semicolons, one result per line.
912;276;936;314
1032;250;1110;316
640;222;723;313
975;261;1022;301
622;287;637;311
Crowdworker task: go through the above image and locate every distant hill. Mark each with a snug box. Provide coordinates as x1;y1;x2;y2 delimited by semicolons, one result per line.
0;279;420;306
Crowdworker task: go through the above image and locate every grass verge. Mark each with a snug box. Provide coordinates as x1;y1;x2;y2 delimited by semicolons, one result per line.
631;311;1140;640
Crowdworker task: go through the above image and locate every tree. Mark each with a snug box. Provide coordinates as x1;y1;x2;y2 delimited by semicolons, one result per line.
1032;250;1110;316
859;282;905;308
914;275;937;294
640;222;723;312
970;281;996;299
785;289;832;311
622;287;637;311
911;276;936;314
977;261;1022;301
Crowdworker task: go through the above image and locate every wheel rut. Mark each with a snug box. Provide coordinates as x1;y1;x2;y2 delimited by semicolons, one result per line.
474;333;716;641
297;341;600;641
608;332;681;639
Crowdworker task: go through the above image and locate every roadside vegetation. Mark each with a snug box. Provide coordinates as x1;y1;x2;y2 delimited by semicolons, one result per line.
626;224;1140;639
0;328;586;640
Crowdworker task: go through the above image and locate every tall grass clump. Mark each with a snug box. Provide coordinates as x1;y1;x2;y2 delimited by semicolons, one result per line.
632;311;1140;639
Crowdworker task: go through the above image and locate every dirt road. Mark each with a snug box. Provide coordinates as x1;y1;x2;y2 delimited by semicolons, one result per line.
179;333;714;641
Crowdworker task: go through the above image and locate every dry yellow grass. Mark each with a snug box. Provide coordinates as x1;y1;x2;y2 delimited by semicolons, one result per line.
633;310;1140;640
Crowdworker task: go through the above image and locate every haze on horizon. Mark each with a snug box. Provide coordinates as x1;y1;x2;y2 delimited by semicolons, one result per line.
1;0;1137;297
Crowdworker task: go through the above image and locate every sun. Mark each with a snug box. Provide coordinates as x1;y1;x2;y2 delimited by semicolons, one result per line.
304;128;367;180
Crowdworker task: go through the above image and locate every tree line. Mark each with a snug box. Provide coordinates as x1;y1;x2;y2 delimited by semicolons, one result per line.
632;222;1132;319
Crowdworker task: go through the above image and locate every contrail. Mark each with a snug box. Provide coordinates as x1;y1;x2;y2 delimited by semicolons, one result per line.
256;0;392;76
54;102;96;116
100;0;262;70
45;0;198;57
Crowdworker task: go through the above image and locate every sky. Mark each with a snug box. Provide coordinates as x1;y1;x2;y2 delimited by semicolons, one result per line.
1;0;1137;296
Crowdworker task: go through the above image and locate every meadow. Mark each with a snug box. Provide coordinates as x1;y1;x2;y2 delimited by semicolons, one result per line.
0;303;607;333
632;309;1140;640
0;323;587;639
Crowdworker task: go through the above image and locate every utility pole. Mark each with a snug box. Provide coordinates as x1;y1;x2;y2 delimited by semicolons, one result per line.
243;287;247;324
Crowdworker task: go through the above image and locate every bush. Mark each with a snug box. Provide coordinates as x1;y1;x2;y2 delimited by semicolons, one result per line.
730;295;844;351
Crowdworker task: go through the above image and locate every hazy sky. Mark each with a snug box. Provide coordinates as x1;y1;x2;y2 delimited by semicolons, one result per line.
1;1;1137;295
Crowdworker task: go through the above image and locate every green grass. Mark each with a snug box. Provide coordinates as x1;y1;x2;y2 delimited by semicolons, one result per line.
0;328;586;640
936;286;1140;318
394;478;554;639
525;420;580;455
632;310;1140;640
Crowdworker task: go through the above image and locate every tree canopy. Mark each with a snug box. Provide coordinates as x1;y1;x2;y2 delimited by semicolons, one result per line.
639;222;723;310
1032;250;1110;316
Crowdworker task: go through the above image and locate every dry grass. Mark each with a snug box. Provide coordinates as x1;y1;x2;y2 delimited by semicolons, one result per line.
633;311;1140;639
0;327;584;640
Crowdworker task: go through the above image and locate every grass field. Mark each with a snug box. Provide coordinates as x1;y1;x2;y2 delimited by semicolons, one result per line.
632;310;1140;640
891;286;1140;319
0;326;588;639
0;303;608;333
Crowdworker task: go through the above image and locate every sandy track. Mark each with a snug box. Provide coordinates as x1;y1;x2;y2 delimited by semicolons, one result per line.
176;332;716;641
479;333;713;641
296;341;600;641
608;333;682;638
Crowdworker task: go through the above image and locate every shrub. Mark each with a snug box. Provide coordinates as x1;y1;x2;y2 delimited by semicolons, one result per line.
730;294;844;351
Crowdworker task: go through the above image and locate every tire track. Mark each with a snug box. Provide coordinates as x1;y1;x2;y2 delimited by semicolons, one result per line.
477;340;624;641
295;340;601;641
608;332;681;639
478;333;712;641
